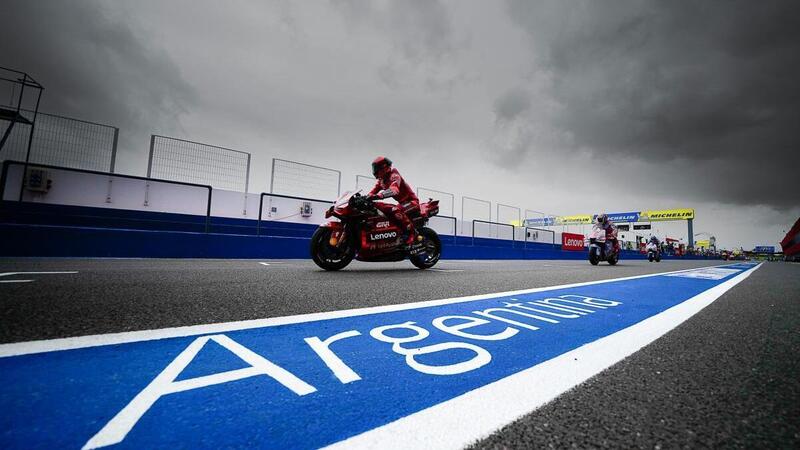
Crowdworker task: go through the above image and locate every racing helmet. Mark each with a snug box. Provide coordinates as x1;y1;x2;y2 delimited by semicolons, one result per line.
372;156;392;178
596;213;607;224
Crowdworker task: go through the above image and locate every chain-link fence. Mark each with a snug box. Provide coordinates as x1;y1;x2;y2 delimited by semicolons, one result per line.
0;111;118;172
147;135;251;192
417;187;454;217
270;158;341;201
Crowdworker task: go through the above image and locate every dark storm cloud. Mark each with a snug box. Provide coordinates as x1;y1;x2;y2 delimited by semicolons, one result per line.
0;0;194;154
502;0;799;208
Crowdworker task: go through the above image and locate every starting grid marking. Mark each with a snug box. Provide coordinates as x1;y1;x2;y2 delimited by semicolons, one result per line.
0;263;760;449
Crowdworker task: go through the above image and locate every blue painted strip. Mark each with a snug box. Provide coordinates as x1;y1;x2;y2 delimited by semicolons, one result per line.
0;264;757;449
0;223;711;261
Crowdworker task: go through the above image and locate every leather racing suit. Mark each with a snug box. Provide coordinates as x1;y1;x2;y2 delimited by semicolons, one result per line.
368;168;420;244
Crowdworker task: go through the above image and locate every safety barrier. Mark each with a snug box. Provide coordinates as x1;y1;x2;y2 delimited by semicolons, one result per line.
257;192;332;236
0;160;213;232
524;226;556;246
472;219;515;245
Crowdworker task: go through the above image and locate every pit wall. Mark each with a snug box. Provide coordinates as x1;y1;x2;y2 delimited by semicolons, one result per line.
0;202;700;260
1;161;707;260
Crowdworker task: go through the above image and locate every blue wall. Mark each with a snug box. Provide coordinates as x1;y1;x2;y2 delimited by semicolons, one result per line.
0;201;704;260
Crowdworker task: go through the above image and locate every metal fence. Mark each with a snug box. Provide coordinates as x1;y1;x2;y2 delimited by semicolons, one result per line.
497;203;521;226
462;196;491;223
270;158;341;201
417;187;454;217
355;174;374;193
0;111;118;172
147;135;250;192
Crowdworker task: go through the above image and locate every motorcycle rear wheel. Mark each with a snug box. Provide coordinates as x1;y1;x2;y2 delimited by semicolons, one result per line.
310;227;354;271
410;227;441;269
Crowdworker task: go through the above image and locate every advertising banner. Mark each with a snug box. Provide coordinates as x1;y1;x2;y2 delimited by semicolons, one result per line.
561;232;585;251
523;217;556;227
640;208;694;221
607;212;640;223
753;246;775;253
695;240;710;249
555;215;593;225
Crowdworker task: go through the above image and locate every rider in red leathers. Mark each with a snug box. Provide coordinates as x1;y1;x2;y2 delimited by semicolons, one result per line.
367;156;420;247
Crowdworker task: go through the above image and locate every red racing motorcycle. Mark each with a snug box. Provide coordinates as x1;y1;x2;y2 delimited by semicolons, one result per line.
311;191;442;271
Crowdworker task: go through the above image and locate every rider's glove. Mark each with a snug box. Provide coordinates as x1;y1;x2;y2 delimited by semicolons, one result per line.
367;194;380;201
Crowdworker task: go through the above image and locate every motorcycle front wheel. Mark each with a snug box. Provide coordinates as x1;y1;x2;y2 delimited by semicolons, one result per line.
410;227;441;269
608;253;619;265
589;247;600;265
310;227;354;271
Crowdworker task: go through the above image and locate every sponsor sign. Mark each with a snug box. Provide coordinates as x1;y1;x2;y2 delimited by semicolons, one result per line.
695;240;710;249
634;224;651;230
640;208;694;221
0;264;759;449
753;246;775;253
607;212;640;223
555;215;593;225
523;217;556;227
561;232;585;251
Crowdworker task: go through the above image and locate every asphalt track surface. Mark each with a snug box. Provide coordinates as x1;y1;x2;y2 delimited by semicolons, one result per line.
1;258;798;448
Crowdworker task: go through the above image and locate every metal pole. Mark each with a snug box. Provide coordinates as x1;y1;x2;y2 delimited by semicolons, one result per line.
146;135;155;178
110;127;119;173
244;153;251;194
687;218;694;249
20;76;42;202
269;158;276;193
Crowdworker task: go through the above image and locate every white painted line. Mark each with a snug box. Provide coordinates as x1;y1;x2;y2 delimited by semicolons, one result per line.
0;271;78;277
259;262;271;266
325;263;762;450
0;271;78;284
0;263;755;358
427;269;465;273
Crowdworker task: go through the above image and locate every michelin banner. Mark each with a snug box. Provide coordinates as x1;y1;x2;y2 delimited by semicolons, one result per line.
530;209;694;226
640;208;694;221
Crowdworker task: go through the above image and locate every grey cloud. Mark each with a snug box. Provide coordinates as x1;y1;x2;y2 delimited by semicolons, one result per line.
333;0;468;92
0;0;195;162
493;88;531;123
502;0;799;208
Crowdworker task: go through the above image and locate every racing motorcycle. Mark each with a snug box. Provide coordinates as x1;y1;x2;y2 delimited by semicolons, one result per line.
588;226;620;266
646;242;662;262
310;191;442;271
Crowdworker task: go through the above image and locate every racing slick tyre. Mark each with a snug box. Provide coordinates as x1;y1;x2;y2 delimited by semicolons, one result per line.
608;254;619;265
648;254;654;262
410;227;441;269
311;227;354;271
589;248;600;265
655;255;661;262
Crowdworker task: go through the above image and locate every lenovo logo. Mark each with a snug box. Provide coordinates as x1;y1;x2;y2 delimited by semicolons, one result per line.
369;231;398;241
562;233;585;251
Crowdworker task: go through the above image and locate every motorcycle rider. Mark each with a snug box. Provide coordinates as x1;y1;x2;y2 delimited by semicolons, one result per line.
647;235;661;255
366;156;420;247
593;213;620;256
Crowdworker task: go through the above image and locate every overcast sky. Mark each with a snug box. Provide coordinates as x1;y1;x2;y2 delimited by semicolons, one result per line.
1;0;798;249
